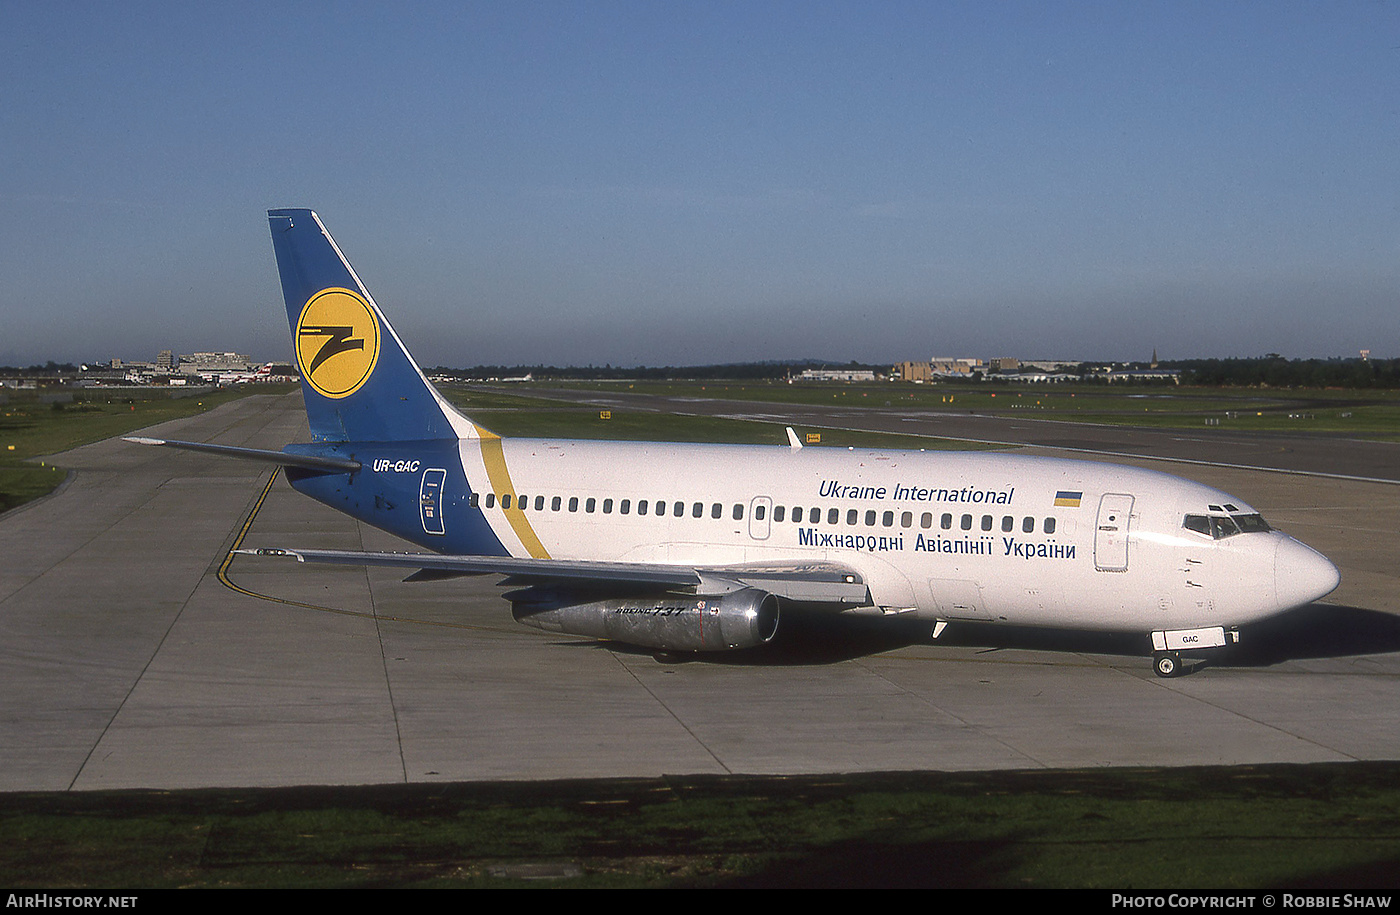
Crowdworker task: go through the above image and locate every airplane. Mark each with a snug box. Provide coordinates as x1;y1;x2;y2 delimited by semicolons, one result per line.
128;208;1341;678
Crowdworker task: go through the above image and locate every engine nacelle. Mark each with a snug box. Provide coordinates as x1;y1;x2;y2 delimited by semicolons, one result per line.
511;588;780;651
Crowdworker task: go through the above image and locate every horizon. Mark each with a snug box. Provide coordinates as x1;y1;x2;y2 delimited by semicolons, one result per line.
4;350;1391;375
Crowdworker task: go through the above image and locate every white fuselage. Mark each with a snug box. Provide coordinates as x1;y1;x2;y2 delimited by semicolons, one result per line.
435;437;1336;633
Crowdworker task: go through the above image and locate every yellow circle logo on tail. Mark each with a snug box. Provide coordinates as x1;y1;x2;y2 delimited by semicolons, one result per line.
295;287;381;399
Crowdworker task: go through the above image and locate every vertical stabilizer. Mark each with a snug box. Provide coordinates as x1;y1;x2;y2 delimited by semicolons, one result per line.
268;208;477;443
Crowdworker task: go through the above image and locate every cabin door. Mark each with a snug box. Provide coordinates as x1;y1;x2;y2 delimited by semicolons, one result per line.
1094;493;1134;571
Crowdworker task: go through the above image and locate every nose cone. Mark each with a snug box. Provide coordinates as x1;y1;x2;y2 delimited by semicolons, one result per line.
1274;537;1341;608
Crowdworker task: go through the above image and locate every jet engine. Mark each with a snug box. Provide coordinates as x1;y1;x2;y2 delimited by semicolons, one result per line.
510;587;780;651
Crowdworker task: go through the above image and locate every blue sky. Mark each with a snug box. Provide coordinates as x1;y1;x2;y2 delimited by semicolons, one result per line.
2;1;1397;367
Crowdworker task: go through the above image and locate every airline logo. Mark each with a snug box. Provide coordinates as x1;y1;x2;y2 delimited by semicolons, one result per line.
1054;491;1083;508
295;287;381;398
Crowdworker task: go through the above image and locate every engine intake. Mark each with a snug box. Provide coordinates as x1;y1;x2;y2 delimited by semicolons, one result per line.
511;587;780;651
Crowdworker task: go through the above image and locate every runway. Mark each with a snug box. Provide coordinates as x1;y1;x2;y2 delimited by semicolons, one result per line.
2;390;1398;792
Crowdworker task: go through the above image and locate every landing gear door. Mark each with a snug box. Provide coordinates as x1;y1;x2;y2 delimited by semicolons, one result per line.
420;467;447;536
1094;493;1134;572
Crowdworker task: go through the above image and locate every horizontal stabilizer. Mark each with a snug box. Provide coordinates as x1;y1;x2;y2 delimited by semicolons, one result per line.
124;438;361;472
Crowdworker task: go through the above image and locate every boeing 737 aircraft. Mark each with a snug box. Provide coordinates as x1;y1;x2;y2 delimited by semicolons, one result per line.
130;209;1341;677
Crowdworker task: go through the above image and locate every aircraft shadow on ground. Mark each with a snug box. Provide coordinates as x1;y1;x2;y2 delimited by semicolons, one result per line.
594;601;1400;670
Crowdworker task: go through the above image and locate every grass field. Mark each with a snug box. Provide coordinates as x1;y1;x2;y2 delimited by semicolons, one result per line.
4;764;1398;888
539;379;1400;440
445;386;1000;450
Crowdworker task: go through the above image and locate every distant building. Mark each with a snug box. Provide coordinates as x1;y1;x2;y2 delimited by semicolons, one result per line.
179;352;256;377
1019;360;1079;372
799;368;877;382
893;361;932;382
929;358;984;377
1104;369;1181;384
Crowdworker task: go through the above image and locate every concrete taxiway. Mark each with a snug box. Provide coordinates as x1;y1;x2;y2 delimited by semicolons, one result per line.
2;390;1398;792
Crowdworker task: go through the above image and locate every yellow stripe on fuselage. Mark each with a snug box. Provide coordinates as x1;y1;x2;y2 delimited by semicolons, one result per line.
474;426;551;559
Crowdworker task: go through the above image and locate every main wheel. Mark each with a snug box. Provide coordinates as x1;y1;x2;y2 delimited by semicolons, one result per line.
1154;651;1181;678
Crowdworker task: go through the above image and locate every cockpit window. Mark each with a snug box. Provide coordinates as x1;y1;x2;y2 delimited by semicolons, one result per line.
1183;512;1272;539
1232;513;1271;533
1211;516;1241;539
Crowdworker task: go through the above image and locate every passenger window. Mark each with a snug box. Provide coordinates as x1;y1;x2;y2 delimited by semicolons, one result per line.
961;514;972;530
485;493;496;508
901;511;912;528
602;498;612;514
864;510;876;526
656;501;666;517
638;500;648;516
1002;516;1014;532
733;504;743;521
828;508;839;524
793;507;804;523
673;501;684;517
981;515;992;531
1044;517;1056;534
568;497;578;512
712;503;722;519
501;494;511;509
883;511;894;527
941;513;952;530
586;498;596;513
620;499;630;514
535;496;544;511
921;512;932;529
551;496;561;511
774;506;786;523
755;504;766;521
469;492;480;508
692;502;703;518
1022;517;1034;533
847;509;858;525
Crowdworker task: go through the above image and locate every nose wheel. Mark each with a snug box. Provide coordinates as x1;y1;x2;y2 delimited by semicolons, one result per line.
1153;651;1183;678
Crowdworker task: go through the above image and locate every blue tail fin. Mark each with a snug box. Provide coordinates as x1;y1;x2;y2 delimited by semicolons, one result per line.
268;208;476;443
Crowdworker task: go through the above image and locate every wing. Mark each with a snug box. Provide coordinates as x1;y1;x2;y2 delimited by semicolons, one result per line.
238;548;871;605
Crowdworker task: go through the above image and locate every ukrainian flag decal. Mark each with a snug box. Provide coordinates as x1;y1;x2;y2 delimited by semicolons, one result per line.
1054;491;1083;508
295;287;381;399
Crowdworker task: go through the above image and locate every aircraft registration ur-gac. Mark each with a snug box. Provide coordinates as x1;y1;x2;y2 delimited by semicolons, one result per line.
129;209;1340;678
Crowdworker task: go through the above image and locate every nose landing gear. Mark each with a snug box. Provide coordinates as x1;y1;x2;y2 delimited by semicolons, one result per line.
1154;651;1183;678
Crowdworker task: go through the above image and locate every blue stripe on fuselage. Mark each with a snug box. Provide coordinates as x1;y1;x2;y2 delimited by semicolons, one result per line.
285;439;507;556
